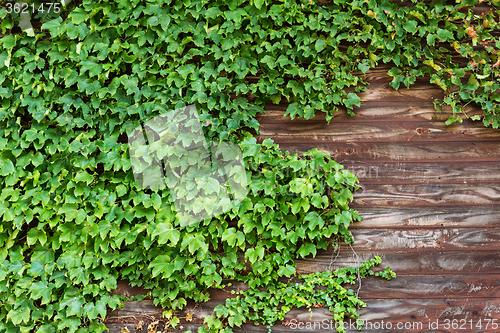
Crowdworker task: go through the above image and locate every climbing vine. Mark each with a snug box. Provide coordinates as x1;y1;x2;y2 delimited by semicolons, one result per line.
0;0;498;332
202;257;395;333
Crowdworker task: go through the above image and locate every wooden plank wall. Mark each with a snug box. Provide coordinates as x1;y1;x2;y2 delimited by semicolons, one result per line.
105;68;500;332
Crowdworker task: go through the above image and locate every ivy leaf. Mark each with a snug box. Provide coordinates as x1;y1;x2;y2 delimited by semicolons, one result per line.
149;254;171;278
181;234;209;254
261;55;276;69
0;35;15;50
245;246;265;264
65;296;85;317
30;281;52;305
270;94;281;104
222;228;245;248
152;222;180;245
27;229;47;246
7;307;30;325
225;8;247;24
74;171;93;184
335;210;353;228
95;300;107;319
357;63;370;74
58;204;79;221
304;211;324;230
202;178;220;195
436;29;454;42
277;264;296;277
241;142;260;158
94;202;104;219
68;7;88;24
344;93;361;109
58;317;80;333
116;184;127;197
0;157;15;176
315;39;326;52
426;33;438;46
403;20;418;34
297;242;317;258
40;17;63;36
160;15;171;31
205;7;221;18
177;64;196;79
84;302;99;320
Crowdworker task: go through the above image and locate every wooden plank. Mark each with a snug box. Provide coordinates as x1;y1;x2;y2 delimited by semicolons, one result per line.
259;103;483;123
348;228;500;252
295;250;500;275
356;66;427;84
353;206;500;229
105;297;500;332
253;81;444;102
355;274;500;299
112;281;149;299
105;301;162;328
343;162;500;185
270;141;500;163
284;298;500;333
322;82;443;103
257;120;500;143
109;250;500;303
351;183;500;206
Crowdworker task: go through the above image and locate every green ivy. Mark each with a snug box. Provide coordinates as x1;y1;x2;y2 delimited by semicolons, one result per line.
202;257;396;333
1;0;498;332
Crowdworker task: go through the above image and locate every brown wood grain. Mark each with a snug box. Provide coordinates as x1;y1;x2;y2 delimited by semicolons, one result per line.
356;274;500;299
348;228;500;252
272;141;500;163
353;206;500;229
352;183;500;206
110;250;500;304
354;83;445;102
296;250;500;275
343;162;500;185
259;102;484;124
284;298;500;332
257;120;500;143
105;297;500;333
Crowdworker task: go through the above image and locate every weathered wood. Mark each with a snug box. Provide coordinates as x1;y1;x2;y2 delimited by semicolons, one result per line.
343;162;500;185
296;250;500;275
258;83;444;108
356;66;428;84
105;297;500;333
353;206;500;228
351;183;500;206
356;274;500;299
339;82;442;103
272;141;500;163
258;120;500;143
348;228;500;252
259;102;483;123
109;247;500;303
284;298;500;332
112;282;149;299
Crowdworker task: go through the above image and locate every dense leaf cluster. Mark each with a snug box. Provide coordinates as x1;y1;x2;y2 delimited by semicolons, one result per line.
1;0;497;331
203;257;395;333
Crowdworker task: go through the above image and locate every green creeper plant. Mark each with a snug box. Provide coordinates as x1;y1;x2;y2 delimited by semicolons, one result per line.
201;257;396;333
0;0;498;332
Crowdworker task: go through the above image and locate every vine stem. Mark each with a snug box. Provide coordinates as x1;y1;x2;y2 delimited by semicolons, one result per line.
348;243;362;299
327;244;341;272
